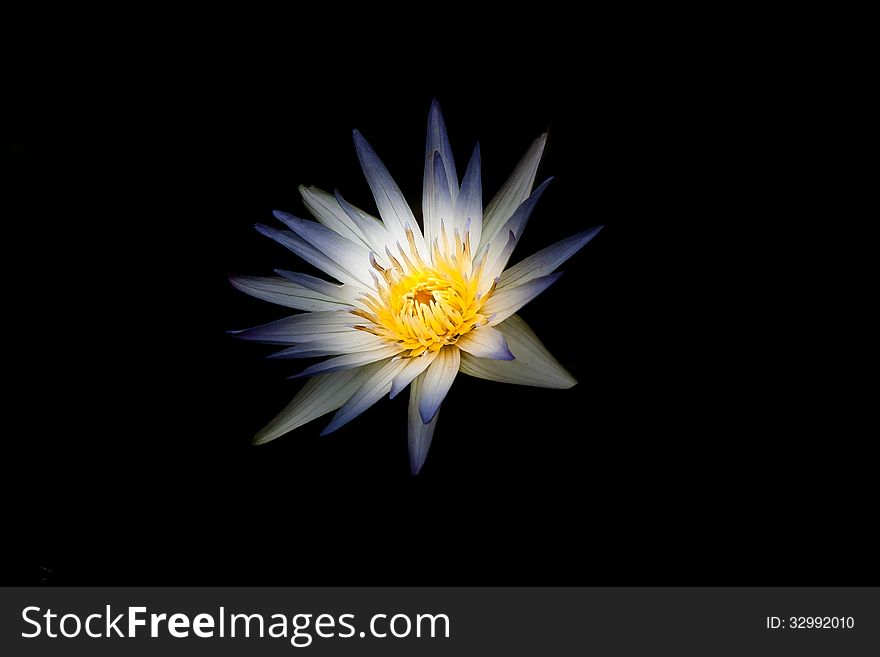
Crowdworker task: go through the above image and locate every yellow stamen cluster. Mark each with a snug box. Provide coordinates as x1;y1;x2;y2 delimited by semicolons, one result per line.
352;223;496;357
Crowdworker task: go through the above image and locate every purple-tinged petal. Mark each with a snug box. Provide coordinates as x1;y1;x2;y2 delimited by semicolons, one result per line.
418;346;460;424
299;185;370;247
255;224;363;288
499;226;603;290
274;269;361;303
483;178;553;278
455;143;482;245
482;272;563;326
321;358;408;435
422;99;458;247
229;275;344;312
408;374;439;475
389;351;438;399
459;314;576;389
272;210;372;284
432;151;455;232
334;190;392;256
268;331;386;358
352;130;421;244
455;326;515;360
480;133;547;249
290;345;403;378
229;310;356;345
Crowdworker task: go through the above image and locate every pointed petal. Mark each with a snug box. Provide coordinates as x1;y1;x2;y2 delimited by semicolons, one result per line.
389;351;438;399
499;177;552;242
483;272;562;326
229;275;345;312
455;326;515;360
418;346;460;423
253;363;384;445
458;314;576;389
499;226;602;290
456;143;482;246
334;190;392;256
422;100;458;247
229;310;356;345
352;130;422;246
299;185;370;247
255;224;364;288
291;345;403;378
321;358;408;435
272;211;372;284
431;151;455;232
274;269;362;303
480;133;547;249
408;374;439;475
481;230;516;290
269;330;386;357
483;178;553;279
426;100;459;197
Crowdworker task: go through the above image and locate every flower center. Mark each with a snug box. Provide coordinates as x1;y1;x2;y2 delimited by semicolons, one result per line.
412;287;435;306
352;224;497;357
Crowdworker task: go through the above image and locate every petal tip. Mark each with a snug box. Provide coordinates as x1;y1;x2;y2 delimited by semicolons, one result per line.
252;430;280;446
418;403;438;425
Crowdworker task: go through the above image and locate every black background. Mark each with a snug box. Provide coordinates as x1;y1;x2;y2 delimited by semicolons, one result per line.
3;14;872;584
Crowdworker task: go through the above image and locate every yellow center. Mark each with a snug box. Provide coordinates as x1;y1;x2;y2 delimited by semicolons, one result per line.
352;224;496;357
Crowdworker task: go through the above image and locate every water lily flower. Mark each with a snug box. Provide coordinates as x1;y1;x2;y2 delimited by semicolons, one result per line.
231;101;601;474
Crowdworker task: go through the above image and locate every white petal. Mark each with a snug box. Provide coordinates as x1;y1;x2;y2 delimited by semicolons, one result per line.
458;314;576;388
321;358;408;435
480;229;516;290
275;269;364;303
335;190;393;256
292;345;404;378
422;99;458;248
229;275;345;312
455;326;514;360
408;374;439;475
255;224;365;288
272;211;372;284
299;185;370;248
479;133;546;249
229;310;356;345
482;178;553;280
456;144;482;247
499;226;602;290
353;130;426;258
253;363;385;445
431;151;455;234
418;346;460;423
389;351;438;399
482;273;562;326
269;330;385;357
